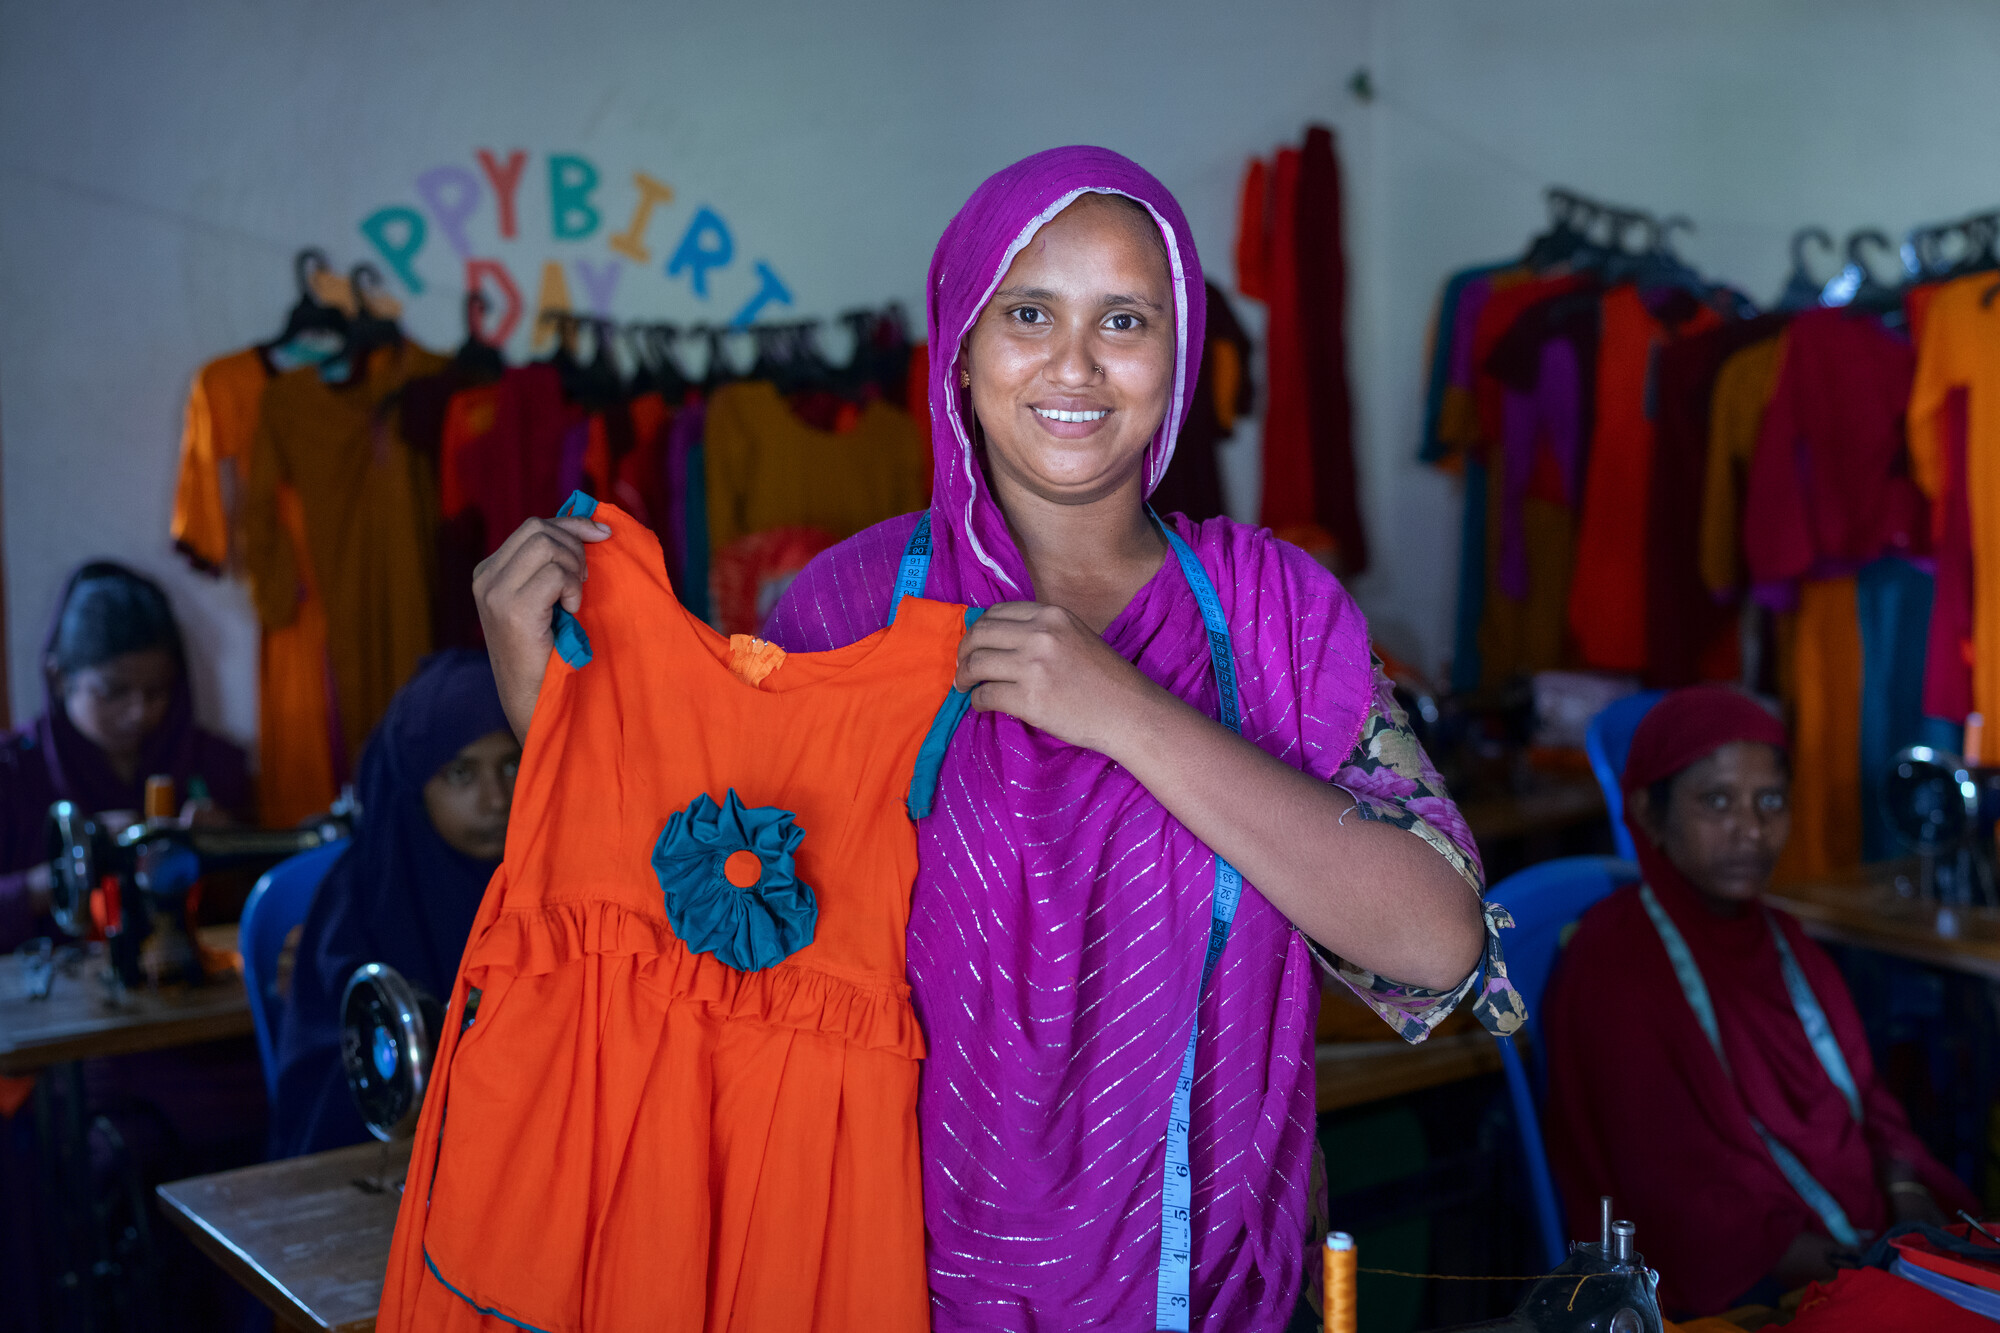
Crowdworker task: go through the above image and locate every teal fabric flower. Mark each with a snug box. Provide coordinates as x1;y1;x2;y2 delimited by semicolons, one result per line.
651;789;817;972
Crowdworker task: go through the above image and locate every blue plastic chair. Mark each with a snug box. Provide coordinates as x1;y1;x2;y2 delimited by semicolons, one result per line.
1484;854;1636;1271
1583;691;1665;860
238;840;349;1103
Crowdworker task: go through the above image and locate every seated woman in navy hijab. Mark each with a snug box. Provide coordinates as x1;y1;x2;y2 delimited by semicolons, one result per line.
0;561;249;948
270;650;517;1157
1543;685;1975;1316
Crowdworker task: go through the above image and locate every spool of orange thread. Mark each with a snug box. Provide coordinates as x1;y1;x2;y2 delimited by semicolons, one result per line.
144;774;176;823
1324;1231;1357;1333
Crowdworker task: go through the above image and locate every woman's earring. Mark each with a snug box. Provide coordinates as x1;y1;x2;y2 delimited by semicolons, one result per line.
959;368;971;388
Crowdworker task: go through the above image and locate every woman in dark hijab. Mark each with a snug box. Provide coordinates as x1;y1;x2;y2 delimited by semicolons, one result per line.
0;561;250;949
270;649;516;1157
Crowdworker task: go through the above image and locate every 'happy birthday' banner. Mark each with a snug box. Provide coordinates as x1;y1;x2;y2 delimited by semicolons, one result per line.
358;149;796;346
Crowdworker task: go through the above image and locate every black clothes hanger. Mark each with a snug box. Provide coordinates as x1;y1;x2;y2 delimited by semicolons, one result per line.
1823;230;1905;318
538;311;587;398
452;290;507;380
745;324;788;390
260;248;349;364
695;325;737;393
1953;214;2000;277
1775;227;1835;311
579;317;626;407
1524;190;1597;271
642;324;693;401
330;263;404;386
789;322;839;395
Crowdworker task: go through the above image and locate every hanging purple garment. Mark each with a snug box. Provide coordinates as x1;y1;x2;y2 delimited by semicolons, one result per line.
554;419;591;499
763;147;1382;1331
1496;337;1584;599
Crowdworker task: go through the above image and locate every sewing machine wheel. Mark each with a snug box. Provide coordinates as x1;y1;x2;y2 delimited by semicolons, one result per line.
340;963;435;1142
44;800;98;938
1883;746;1977;854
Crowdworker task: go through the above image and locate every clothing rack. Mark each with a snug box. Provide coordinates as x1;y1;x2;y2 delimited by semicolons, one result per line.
533;304;913;387
1902;207;2000;281
1533;186;1695;262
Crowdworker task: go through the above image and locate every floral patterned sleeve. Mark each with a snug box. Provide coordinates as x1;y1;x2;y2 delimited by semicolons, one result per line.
1310;659;1525;1042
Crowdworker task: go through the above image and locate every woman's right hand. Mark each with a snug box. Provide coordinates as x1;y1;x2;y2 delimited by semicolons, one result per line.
473;514;612;741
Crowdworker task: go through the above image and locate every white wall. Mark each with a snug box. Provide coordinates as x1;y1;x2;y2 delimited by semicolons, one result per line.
1347;0;2000;672
5;0;2000;746
0;0;1371;739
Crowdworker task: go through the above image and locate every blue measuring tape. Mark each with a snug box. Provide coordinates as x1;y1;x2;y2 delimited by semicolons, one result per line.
886;512;934;623
890;511;1244;1330
1638;884;1864;1248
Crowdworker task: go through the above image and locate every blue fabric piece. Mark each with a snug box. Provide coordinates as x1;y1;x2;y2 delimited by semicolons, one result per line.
1917;715;1964;756
685;442;711;623
908;607;984;818
1450;458;1489;693
1892;1256;2000;1321
270;650;510;1159
548;491;599;668
1857;558;1935;861
652;789;816;972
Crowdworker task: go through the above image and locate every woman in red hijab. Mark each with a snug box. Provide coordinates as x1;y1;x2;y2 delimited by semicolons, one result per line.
1543;684;1974;1316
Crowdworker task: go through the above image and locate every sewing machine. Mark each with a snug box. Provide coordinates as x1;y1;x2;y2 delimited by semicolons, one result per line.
1439;1199;1665;1333
340;961;443;1143
45;801;353;989
1882;746;2000;906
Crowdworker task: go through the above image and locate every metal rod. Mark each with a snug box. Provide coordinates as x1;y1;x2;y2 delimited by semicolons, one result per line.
1599;1196;1612;1251
1610;1219;1636;1266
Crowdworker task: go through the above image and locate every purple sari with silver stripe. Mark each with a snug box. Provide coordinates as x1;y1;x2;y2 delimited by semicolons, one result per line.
764;147;1378;1330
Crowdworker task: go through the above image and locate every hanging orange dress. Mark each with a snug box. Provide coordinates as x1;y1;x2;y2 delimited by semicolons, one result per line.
377;497;973;1333
169;347;338;825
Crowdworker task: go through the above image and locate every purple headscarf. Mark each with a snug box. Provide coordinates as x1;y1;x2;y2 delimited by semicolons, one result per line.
925;147;1206;597
764;147;1376;1329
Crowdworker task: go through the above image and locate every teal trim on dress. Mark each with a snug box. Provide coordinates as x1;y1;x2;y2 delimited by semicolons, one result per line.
907;607;984;819
549;491;598;667
422;1248;554;1332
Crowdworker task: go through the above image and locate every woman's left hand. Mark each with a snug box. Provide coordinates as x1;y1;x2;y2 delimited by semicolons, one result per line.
955;601;1162;755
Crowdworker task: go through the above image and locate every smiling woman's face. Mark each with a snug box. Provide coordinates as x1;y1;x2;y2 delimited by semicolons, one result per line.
961;193;1176;510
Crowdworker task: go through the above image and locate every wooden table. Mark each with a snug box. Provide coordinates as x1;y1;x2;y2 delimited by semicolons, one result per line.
0;928;252;1074
1765;858;2000;982
158;1138;411;1333
1460;774;1606;845
1315;988;1505;1113
1316;1030;1504;1113
4;927;254;1330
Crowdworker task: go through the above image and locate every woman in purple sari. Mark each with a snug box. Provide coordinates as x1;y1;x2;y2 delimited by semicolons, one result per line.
478;148;1521;1329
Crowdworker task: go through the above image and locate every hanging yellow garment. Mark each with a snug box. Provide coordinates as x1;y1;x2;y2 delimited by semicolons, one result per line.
1774;576;1862;883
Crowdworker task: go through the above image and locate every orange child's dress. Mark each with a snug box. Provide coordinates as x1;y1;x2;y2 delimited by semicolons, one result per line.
377;496;974;1333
